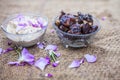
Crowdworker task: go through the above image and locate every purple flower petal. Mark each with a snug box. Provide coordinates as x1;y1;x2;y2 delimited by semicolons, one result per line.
32;23;39;28
37;42;45;49
19;48;35;65
84;54;97;63
51;29;55;33
0;48;3;55
68;59;84;68
37;18;47;28
28;20;40;28
34;57;50;71
8;61;20;66
16;26;25;32
80;58;84;64
68;60;80;68
8;61;26;66
45;56;51;65
3;48;14;53
28;20;33;25
101;16;107;21
8;48;35;66
55;53;61;57
15;14;24;22
37;18;43;24
52;61;59;67
45;73;53;78
45;45;58;51
18;23;27;26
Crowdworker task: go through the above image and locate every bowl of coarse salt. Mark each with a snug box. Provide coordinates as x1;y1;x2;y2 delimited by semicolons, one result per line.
1;13;48;47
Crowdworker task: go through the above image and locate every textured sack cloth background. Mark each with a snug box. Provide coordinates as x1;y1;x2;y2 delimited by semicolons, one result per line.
0;0;120;80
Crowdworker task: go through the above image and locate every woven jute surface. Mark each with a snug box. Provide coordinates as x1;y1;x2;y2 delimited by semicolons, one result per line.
0;0;120;80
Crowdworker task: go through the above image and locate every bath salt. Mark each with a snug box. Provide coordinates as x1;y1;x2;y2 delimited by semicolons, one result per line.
6;15;47;42
6;16;44;34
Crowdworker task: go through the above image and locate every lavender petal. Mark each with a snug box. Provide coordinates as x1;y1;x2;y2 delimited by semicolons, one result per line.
32;24;39;28
8;61;19;66
34;57;49;71
16;26;25;32
45;56;51;65
45;45;58;51
37;42;45;49
55;53;61;57
8;48;35;66
15;14;24;22
84;54;97;63
20;48;35;64
18;23;27;27
3;48;14;53
37;18;47;28
52;61;59;67
0;48;3;55
69;59;83;68
101;16;107;21
51;29;55;33
45;73;53;78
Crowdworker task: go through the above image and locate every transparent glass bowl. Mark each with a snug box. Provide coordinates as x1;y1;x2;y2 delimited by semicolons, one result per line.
1;13;48;47
53;16;100;48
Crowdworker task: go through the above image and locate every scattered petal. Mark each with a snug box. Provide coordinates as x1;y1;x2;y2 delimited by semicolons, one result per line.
55;53;61;57
45;56;51;65
3;48;14;53
80;58;84;64
37;42;45;49
45;73;53;78
19;48;35;65
6;48;13;51
51;29;55;33
45;45;58;51
69;59;84;68
34;57;50;71
69;60;80;68
8;61;20;66
0;48;3;55
8;48;35;66
52;61;59;67
101;16;107;21
8;61;27;66
84;54;97;63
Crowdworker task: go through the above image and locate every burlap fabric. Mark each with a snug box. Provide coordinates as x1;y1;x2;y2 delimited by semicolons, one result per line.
0;0;120;80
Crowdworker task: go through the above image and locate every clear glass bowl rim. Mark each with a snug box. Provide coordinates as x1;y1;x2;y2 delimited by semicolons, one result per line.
1;13;48;36
53;16;101;37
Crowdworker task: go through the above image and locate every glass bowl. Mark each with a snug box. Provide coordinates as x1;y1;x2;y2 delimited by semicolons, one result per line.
1;13;48;47
53;16;100;48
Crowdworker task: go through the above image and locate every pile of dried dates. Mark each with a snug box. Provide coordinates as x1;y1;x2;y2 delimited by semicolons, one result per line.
55;11;98;34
